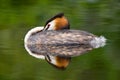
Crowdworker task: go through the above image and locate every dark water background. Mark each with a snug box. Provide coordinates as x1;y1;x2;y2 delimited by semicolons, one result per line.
0;0;120;80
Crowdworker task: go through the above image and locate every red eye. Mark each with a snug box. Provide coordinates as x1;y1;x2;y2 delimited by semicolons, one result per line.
47;24;50;27
45;24;50;30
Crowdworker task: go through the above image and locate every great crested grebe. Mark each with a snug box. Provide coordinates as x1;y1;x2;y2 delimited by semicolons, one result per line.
24;13;106;69
24;13;71;69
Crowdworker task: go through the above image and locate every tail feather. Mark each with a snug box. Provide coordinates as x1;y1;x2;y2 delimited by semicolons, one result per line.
90;36;107;48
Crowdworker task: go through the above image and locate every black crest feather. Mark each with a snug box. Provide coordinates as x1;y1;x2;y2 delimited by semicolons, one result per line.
45;13;64;26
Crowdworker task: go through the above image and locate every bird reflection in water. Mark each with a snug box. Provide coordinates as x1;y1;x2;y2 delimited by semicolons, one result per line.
24;13;106;69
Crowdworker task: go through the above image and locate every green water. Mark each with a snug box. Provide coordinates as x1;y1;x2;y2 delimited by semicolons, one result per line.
0;0;120;80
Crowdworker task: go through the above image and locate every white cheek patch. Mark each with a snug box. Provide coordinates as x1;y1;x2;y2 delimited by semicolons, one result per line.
24;26;45;59
49;55;57;65
45;55;57;65
46;20;56;30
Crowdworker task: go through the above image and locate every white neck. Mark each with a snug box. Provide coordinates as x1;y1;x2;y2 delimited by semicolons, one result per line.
24;26;45;59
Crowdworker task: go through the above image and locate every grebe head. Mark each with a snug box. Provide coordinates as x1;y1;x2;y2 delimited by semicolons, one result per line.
45;55;71;69
43;13;70;31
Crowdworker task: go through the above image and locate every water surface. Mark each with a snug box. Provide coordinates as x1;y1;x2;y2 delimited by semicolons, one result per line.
0;0;120;80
